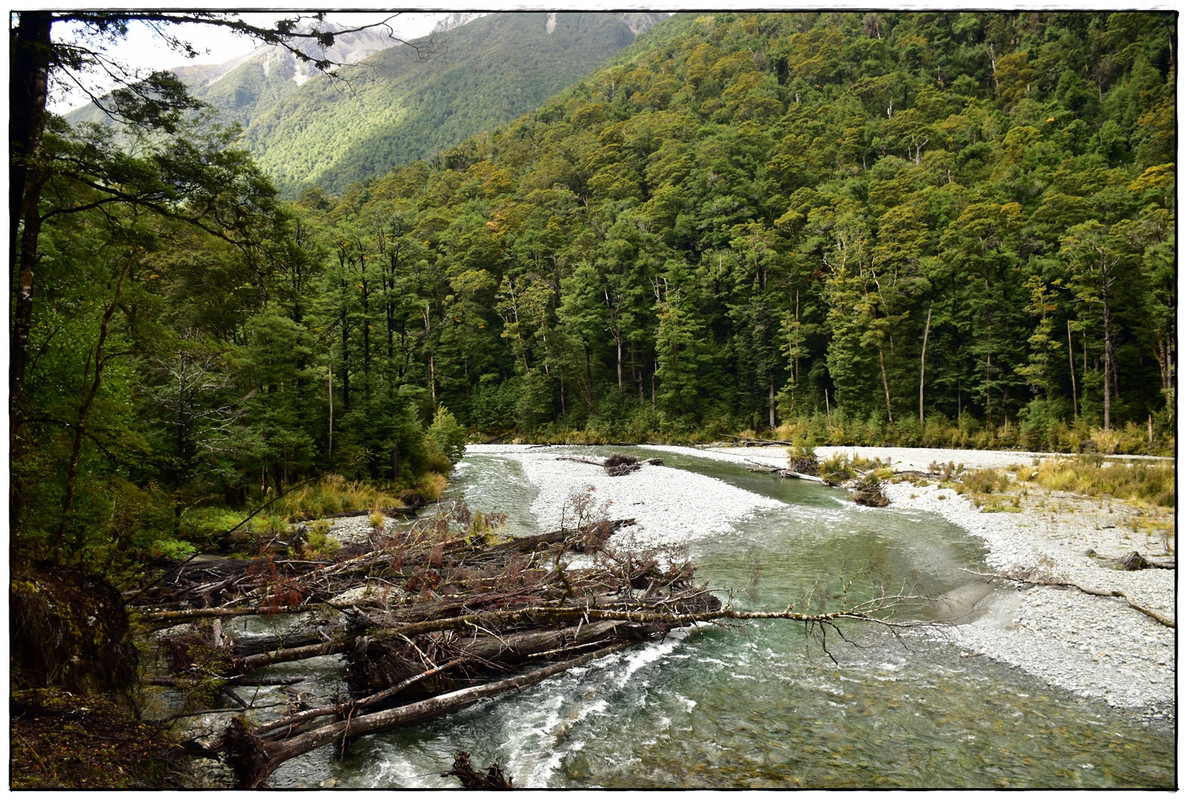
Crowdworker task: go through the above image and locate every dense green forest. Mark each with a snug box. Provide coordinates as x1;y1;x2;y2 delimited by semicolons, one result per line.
299;11;1175;443
11;11;1177;575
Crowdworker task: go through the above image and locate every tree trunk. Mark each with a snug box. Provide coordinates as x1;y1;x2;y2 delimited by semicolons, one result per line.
1101;279;1115;432
878;344;893;425
52;253;134;560
768;378;776;430
225;642;634;788
10;12;53;514
1067;319;1078;418
919;306;931;428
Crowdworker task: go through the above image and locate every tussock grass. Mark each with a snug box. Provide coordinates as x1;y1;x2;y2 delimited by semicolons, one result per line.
1025;457;1176;509
273;475;405;520
955;468;1023;512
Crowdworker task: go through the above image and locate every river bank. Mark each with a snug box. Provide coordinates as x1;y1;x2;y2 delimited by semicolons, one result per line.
465;444;1175;726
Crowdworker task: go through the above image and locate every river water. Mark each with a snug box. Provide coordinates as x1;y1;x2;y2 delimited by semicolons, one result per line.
268;447;1175;789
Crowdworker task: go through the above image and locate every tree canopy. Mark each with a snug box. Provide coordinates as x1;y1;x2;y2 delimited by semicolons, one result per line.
9;10;1177;575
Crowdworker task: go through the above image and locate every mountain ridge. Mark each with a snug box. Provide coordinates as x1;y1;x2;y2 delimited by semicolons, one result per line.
64;11;667;195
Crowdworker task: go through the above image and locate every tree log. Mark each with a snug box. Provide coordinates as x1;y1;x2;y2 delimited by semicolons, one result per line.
225;641;636;788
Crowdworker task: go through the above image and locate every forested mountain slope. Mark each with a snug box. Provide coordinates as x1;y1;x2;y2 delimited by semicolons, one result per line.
21;11;1174;578
63;18;421;129
303;10;1174;446
243;12;665;195
64;12;666;196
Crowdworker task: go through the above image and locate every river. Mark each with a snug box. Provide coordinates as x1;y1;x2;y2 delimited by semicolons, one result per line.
267;446;1175;789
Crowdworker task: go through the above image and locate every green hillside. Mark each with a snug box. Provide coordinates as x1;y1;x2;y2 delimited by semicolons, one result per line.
245;12;659;194
19;10;1176;582
302;10;1175;447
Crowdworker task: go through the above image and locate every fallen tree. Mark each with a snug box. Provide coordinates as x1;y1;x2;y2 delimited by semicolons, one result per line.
963;567;1175;628
556;452;665;476
132;497;934;788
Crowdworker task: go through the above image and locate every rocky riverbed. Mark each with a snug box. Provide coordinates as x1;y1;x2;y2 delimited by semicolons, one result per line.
465;444;1176;727
702;445;1175;725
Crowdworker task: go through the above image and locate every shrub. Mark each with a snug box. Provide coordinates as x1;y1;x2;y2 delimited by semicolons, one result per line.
149;538;198;561
959;468;1012;496
426;405;468;463
302;520;339;558
786;444;819;476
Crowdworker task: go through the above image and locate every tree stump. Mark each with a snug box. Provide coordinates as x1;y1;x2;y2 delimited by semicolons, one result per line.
442;751;514;789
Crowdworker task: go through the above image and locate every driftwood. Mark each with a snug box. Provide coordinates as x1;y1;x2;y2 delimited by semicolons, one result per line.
963;567;1174;628
133;498;932;788
724;438;795;447
1101;550;1175;571
555;453;663;476
443;751;514;789
218;597;928;787
744;459;825;484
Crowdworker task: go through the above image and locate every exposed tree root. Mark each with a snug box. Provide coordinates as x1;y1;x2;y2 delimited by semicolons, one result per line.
442;751;514;789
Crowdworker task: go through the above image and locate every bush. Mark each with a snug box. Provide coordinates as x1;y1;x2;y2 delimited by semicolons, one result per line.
786;444;819;476
819;454;856;485
149;538;198;561
427;405;468;463
958;468;1012;496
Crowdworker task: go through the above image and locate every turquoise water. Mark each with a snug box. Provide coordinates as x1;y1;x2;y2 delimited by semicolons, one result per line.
267;447;1175;789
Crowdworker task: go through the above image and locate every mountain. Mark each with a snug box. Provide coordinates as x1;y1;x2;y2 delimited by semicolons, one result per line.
64;17;439;130
168;20;426;128
67;12;666;196
241;11;667;195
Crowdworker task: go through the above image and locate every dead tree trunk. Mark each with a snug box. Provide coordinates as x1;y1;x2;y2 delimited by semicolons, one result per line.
225;641;634;788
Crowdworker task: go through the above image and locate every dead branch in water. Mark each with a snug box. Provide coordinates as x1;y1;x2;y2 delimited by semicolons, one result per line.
443;751;514;789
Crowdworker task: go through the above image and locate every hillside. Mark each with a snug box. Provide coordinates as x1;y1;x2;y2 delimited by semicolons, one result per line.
247;12;665;195
63;18;422;130
64;12;665;195
15;9;1176;664
300;10;1175;447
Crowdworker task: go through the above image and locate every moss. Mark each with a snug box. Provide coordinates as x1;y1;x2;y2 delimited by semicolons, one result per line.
11;568;139;699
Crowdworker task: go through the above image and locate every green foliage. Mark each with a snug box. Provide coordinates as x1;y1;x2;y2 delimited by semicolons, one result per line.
15;10;1178;584
426;405;468;463
303;520;341;558
149;538;198;561
173;13;662;197
290;12;1173;449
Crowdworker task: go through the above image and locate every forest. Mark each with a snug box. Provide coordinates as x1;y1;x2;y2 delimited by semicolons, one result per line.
11;10;1176;575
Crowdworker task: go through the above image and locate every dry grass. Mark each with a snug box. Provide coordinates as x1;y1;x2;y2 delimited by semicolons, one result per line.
1022;457;1175;509
273;475;405;519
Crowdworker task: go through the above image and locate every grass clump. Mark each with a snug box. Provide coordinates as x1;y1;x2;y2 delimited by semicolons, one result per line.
274;475;405;519
302;520;340;558
955;468;1024;512
1025;457;1175;509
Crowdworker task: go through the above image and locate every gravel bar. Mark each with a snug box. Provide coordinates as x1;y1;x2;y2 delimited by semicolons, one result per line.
465;444;1173;725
